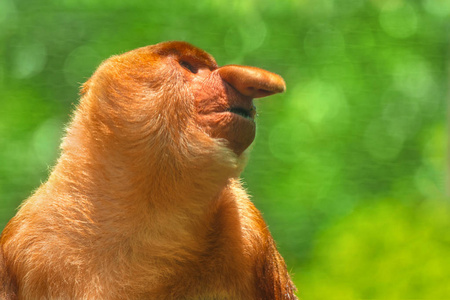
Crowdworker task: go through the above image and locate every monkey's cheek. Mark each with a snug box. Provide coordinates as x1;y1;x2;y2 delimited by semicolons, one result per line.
198;113;256;155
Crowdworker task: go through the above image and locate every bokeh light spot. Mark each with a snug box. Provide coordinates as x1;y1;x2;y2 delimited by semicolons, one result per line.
392;55;433;98
291;80;349;129
379;3;418;38
240;16;267;53
423;0;450;17
414;165;443;198
12;41;47;79
422;125;446;165
0;0;18;34
223;15;266;60
32;118;64;168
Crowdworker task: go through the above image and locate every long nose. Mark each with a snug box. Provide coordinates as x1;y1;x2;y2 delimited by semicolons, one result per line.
218;65;286;98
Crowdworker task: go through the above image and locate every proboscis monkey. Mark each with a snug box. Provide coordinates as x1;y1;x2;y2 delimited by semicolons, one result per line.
0;41;297;299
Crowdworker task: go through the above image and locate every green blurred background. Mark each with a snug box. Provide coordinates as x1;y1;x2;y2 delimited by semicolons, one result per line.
0;0;449;298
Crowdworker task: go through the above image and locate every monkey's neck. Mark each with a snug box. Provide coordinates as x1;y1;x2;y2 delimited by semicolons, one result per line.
49;133;244;235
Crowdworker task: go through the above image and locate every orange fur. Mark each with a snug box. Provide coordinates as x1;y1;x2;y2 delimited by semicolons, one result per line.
0;41;297;299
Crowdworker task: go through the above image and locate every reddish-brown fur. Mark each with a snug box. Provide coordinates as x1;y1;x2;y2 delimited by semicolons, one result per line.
0;41;297;299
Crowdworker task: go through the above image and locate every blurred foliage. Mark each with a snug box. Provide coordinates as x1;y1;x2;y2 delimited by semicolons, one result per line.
0;0;449;298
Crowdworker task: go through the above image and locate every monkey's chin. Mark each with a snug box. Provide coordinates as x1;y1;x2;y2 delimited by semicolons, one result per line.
199;111;256;156
223;111;256;155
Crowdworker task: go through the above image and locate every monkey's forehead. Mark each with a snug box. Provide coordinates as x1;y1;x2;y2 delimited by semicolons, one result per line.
150;41;218;68
93;41;219;80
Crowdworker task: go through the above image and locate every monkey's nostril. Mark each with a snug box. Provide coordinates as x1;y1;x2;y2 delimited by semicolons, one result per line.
257;89;276;97
244;87;276;98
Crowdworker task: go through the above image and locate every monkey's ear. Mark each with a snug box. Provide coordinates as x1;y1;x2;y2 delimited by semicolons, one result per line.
80;78;92;96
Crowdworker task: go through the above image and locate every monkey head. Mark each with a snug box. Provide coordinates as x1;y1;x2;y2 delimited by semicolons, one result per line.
77;41;285;161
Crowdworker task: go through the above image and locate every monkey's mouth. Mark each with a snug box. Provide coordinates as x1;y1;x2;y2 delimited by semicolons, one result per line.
227;105;255;120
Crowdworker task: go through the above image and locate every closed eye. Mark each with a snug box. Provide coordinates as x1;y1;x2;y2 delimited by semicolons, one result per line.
179;61;198;74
